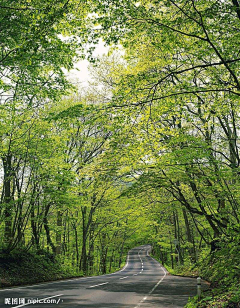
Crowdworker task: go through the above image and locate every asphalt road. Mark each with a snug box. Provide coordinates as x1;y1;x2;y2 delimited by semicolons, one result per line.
0;245;208;308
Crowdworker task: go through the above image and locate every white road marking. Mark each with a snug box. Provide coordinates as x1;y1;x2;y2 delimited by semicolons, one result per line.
2;245;150;305
134;266;167;308
0;275;98;292
11;294;63;308
88;282;109;288
138;249;144;274
117;254;129;273
119;276;128;280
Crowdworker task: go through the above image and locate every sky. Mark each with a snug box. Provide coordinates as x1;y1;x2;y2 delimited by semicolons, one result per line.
67;39;109;86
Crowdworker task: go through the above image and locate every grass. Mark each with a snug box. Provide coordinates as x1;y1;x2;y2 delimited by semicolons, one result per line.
186;284;240;308
152;237;240;307
0;249;128;289
165;263;200;278
0;249;82;288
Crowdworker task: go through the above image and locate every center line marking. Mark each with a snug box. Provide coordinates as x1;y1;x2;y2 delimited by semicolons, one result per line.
120;276;128;280
89;282;109;288
134;265;167;308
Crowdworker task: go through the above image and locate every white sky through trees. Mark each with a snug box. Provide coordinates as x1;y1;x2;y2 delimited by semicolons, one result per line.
68;40;109;86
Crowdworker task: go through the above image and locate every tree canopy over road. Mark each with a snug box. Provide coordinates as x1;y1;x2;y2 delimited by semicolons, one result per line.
0;1;240;306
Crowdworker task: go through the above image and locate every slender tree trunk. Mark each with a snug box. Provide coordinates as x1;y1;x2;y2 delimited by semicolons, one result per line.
182;207;196;261
43;204;56;254
31;206;40;250
56;210;62;255
2;155;14;248
80;206;88;274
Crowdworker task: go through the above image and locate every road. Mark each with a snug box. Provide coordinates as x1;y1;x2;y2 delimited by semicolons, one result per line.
0;245;207;308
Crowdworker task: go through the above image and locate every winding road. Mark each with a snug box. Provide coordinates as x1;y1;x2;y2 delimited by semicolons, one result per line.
0;245;207;308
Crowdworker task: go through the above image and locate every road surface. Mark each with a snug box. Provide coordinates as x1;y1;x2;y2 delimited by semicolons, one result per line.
0;245;207;308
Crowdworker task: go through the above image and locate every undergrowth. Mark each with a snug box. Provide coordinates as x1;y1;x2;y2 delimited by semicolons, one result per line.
153;232;240;307
186;234;240;307
0;249;127;288
0;249;81;288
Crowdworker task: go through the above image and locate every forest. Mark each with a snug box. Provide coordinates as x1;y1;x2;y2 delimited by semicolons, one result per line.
0;0;240;307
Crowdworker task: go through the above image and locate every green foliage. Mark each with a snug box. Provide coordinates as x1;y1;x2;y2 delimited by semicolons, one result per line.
198;235;240;287
165;262;199;278
186;285;240;308
183;234;240;307
0;249;81;288
0;0;91;106
0;3;240;308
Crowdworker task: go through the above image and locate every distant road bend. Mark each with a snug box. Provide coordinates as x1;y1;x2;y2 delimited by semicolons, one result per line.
0;245;208;308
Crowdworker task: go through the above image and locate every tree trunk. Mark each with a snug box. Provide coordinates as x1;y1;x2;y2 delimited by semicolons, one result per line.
2;155;14;248
56;210;62;255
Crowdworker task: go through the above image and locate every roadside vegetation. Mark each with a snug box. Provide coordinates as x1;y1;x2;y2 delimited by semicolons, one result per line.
0;249;127;288
0;250;80;288
0;1;240;306
155;238;240;307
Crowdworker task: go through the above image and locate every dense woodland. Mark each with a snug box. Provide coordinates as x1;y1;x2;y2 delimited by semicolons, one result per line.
0;0;240;306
